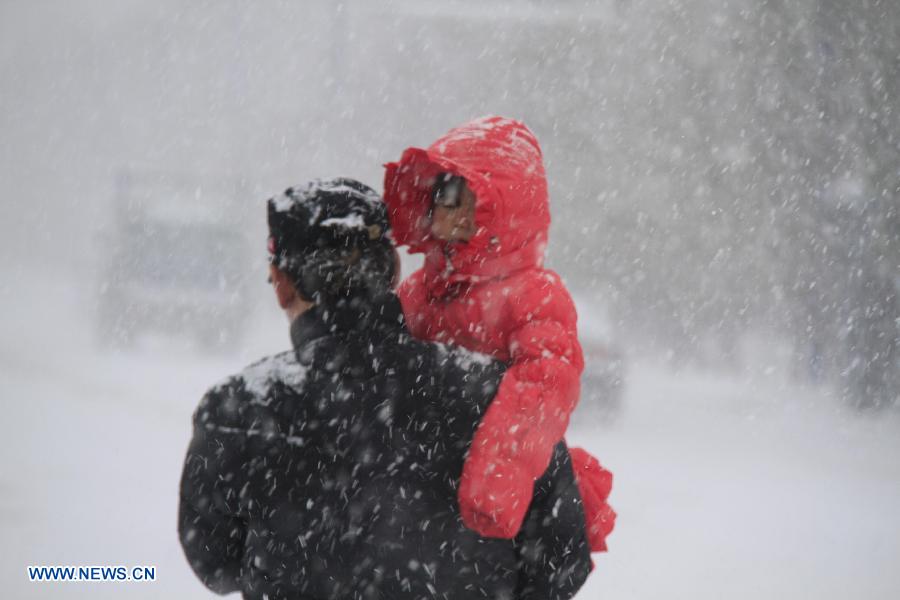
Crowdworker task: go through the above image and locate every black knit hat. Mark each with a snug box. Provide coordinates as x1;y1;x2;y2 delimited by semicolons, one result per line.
267;178;394;302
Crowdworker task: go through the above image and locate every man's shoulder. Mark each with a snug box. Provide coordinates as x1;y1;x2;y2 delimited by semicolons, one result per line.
431;341;499;372
237;349;309;398
388;334;504;391
426;341;505;403
195;350;307;425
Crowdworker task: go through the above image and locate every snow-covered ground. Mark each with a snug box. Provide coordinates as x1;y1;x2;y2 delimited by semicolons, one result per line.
2;271;900;599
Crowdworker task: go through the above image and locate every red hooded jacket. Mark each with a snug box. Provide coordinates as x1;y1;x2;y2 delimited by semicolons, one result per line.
384;116;614;551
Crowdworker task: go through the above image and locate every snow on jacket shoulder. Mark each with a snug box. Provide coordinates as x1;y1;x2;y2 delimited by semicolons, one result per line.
178;295;592;600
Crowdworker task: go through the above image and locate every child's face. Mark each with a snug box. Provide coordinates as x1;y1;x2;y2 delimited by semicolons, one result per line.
431;179;477;243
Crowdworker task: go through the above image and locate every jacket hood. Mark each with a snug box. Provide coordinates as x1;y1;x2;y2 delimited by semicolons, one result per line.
384;116;550;287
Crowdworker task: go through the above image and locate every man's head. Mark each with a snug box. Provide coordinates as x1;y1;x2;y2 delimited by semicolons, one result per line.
267;178;397;317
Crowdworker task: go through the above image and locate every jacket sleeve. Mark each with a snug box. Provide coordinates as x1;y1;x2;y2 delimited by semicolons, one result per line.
459;271;584;539
178;382;249;595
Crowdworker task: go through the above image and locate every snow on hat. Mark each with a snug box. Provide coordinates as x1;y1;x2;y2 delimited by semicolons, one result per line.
267;178;394;302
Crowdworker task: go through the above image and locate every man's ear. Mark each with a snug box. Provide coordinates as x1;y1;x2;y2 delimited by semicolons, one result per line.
269;264;298;309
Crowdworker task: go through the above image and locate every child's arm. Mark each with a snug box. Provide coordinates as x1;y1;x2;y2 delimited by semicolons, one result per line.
458;271;584;539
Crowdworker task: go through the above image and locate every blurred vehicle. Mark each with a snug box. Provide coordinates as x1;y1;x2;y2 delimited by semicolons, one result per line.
573;294;626;419
95;168;253;350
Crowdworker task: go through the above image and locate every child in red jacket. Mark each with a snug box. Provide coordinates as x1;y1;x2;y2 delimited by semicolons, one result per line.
384;116;615;553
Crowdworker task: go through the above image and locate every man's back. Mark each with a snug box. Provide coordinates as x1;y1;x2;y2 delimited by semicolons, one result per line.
179;295;591;599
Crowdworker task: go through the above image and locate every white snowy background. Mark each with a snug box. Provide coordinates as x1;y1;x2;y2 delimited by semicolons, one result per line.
2;1;899;598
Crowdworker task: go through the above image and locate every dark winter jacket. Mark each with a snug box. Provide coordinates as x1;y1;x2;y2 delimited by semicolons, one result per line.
178;294;591;600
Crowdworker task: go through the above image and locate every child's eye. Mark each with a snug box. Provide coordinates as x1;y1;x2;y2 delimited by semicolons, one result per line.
434;189;460;209
432;174;464;209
